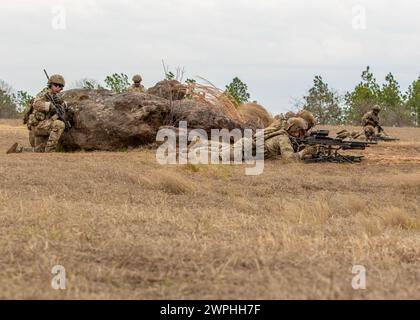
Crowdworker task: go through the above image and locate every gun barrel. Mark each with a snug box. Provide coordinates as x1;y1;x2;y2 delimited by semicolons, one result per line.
43;69;50;81
297;136;376;150
342;145;366;150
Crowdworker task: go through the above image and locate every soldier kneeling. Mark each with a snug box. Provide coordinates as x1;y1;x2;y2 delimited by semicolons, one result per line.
362;105;382;141
7;74;67;154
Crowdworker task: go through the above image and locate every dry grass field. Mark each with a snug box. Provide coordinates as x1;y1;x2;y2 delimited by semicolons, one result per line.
0;119;419;299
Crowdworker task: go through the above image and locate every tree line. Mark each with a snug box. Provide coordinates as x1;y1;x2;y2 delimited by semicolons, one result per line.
1;67;419;127
300;66;420;126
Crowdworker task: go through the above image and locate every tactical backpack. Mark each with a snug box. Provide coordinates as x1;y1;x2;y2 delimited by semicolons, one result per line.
22;98;35;125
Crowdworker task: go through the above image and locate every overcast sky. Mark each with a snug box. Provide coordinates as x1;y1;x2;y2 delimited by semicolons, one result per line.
1;0;419;114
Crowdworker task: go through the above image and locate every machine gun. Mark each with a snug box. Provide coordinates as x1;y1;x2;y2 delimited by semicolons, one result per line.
43;69;71;130
291;130;377;163
370;134;399;142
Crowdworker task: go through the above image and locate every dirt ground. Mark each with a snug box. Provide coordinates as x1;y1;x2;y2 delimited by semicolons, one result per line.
0;119;419;299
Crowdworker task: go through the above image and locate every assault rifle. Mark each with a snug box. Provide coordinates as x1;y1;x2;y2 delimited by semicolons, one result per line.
369;120;400;141
43;69;71;130
372;119;384;133
291;130;377;163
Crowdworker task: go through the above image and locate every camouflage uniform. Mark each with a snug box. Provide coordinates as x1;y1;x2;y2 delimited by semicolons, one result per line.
255;120;297;160
7;74;67;154
336;129;363;140
262;130;297;160
184;117;313;162
128;74;145;93
7;90;66;154
237;118;311;161
26;87;49;148
29;92;66;152
126;84;145;93
362;111;380;128
363;125;376;140
188;126;299;162
362;107;381;140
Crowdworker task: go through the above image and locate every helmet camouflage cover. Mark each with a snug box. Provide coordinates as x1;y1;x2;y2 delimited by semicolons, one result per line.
336;129;351;139
132;74;142;82
286;117;308;133
48;74;65;86
297;110;316;129
372;105;381;112
284;111;296;120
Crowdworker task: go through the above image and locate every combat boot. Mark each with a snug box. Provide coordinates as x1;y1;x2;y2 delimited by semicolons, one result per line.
44;146;57;153
6;142;22;154
6;143;34;154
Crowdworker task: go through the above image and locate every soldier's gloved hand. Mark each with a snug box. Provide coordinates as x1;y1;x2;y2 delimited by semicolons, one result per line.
49;103;57;114
298;146;318;159
52;95;64;106
307;146;319;154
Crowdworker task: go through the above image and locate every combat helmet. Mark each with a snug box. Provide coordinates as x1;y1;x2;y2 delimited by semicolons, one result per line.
286;117;308;133
336;129;351;139
48;74;65;86
284;111;296;120
297;110;316;129
132;74;142;83
372;105;381;113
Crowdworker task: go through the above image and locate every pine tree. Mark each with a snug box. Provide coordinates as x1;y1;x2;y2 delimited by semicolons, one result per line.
344;66;380;124
406;77;420;126
302;76;343;125
225;77;251;107
379;73;413;126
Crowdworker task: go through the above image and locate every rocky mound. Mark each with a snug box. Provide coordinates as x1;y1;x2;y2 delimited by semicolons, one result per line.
60;88;250;151
146;79;187;100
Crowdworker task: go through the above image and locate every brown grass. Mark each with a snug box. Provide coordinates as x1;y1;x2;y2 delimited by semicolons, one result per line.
189;79;244;123
238;102;274;128
0;121;419;299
